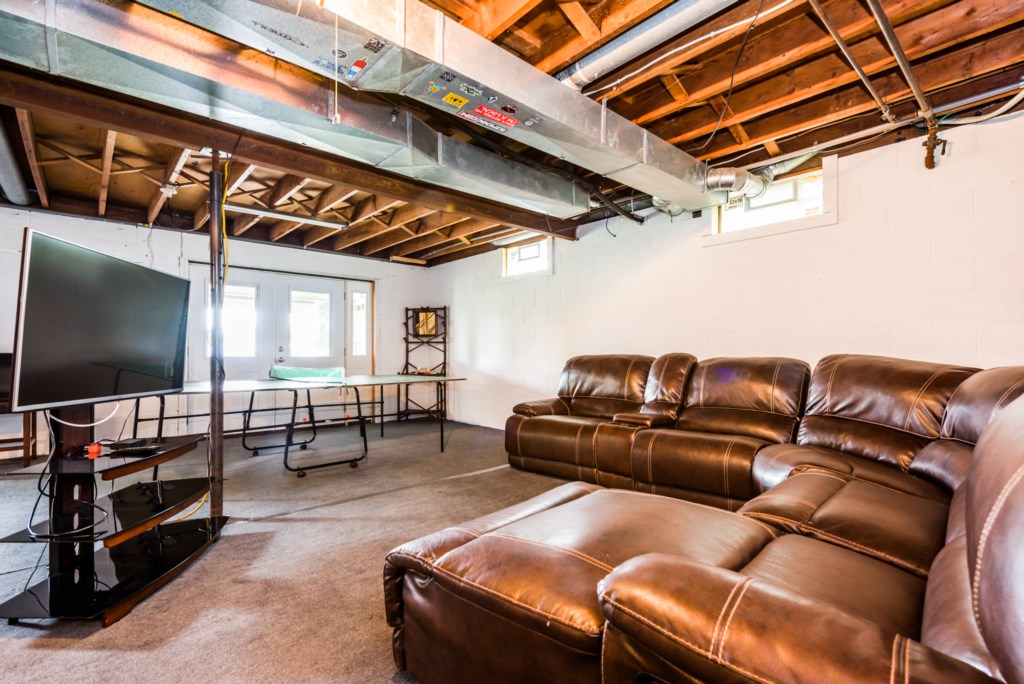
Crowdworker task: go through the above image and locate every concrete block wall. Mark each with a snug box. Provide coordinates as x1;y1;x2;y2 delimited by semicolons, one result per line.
432;113;1024;429
0;209;432;447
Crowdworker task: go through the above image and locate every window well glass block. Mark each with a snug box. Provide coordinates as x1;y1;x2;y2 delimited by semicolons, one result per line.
290;290;331;357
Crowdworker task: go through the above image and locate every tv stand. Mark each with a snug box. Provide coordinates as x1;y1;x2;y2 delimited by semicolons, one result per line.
0;404;225;626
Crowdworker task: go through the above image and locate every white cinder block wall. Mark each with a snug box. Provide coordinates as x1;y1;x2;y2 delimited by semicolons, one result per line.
432;113;1024;430
0;210;433;444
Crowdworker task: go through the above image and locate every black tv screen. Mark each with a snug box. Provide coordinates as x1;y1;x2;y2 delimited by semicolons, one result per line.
11;230;190;412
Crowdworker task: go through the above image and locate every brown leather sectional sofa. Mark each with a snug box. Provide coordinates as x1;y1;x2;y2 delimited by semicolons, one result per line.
384;353;1024;683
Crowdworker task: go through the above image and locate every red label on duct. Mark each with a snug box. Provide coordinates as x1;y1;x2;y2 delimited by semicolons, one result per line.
473;104;519;128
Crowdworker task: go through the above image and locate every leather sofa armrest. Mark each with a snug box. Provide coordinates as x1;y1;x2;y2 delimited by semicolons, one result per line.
612;411;674;428
599;553;998;684
512;397;570;417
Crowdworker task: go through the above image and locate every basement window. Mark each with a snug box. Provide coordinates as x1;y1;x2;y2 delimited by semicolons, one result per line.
502;238;552;278
707;154;838;244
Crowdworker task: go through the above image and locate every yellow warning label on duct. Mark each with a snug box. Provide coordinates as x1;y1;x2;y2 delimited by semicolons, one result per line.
442;92;469;108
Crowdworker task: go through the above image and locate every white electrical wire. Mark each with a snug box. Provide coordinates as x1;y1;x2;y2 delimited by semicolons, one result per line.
45;401;121;427
941;87;1024;125
582;0;796;98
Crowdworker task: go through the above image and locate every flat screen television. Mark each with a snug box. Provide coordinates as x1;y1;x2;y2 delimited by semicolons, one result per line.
10;229;190;412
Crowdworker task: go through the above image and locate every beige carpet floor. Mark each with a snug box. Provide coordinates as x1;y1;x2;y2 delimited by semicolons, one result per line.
0;421;560;683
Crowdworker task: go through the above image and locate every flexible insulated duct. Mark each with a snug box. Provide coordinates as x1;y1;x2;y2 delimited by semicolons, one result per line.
705;152;817;198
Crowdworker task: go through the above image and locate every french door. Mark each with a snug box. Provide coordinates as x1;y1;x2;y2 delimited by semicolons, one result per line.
185;265;372;432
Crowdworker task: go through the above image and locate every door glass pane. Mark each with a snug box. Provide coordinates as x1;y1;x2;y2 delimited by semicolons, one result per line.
206;284;257;358
290;290;331;357
351;291;368;356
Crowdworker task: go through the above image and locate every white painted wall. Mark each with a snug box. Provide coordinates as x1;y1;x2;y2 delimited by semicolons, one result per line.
433;113;1024;430
0;209;433;446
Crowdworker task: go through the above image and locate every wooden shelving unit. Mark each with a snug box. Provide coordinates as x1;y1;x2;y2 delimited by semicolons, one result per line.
0;406;224;627
398;306;449;421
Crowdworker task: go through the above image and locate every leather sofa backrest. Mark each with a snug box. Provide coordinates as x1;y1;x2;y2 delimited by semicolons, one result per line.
910;366;1024;491
798;354;977;470
675;357;810;443
558;354;655;419
966;394;1024;683
638;353;697;419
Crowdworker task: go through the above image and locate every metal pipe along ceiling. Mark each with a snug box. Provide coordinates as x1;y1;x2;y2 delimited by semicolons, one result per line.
554;0;743;90
864;0;936;127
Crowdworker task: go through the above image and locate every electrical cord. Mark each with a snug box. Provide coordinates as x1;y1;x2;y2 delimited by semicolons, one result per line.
46;402;121;428
694;0;767;153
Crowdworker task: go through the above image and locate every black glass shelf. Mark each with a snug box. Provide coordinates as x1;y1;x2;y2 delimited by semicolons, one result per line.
52;434;205;480
1;478;210;547
0;517;226;624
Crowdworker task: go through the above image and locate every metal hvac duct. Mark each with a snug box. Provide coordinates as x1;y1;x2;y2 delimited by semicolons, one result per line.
137;0;725;212
705;152;817;198
0;0;586;218
0;124;31;206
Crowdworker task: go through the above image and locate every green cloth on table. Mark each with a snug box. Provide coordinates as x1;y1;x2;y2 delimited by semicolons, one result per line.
270;366;345;382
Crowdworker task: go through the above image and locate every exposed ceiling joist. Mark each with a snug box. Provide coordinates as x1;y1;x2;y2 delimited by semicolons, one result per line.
97;130;116;217
14;108;49;208
145;147;190;224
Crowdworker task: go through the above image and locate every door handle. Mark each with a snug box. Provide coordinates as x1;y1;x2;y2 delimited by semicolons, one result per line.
276;356;285;363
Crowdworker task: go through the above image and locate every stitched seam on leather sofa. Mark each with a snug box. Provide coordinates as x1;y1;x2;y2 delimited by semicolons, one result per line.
747;493;819;509
990;378;1024;421
741;512;926;575
971;458;1024;633
722;438;737;501
904;367;955;432
699;364;710;408
795;468;937;498
488;532;614;573
448;526;483;538
718;580;753;659
770;360;782;414
709;578;745;654
889;635;900;684
824;357;842;416
755;446;807;477
804;412;941;440
414;554;603;637
623;358;640;400
602;594;776;684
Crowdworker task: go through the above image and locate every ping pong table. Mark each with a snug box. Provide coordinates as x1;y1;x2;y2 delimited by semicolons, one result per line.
132;374;464;477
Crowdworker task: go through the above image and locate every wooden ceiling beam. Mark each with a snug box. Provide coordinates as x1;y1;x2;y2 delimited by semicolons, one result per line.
694;26;1024;160
314;183;359;214
0;66;577;238
97;130;116;217
231;215;260;236
590;0;808;101
631;0;953;126
387;218;500;258
14;109;49;208
558;2;601;43
145;147;191;224
264;173;309;207
334;205;435;251
421;229;529;263
533;0;675;73
270;220;304;242
462;0;543;40
360;213;470;255
656;0;1024;145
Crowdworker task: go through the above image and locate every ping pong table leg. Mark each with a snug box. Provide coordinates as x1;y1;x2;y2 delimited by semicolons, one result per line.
282;389;304;476
353;386;368;460
241;391;258;454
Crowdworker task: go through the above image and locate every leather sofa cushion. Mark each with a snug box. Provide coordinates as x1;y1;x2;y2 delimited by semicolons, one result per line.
753;442;950;499
803;355;977;438
630;430;767;505
638;352;696;418
909;439;974;493
599;553;993;684
387;485;775;668
512;397;570;417
739;469;949;576
942;365;1024;444
740;534;927;637
506;414;606;483
676;357;809;443
798;355;977;469
921;536;1002;678
557;354;654;418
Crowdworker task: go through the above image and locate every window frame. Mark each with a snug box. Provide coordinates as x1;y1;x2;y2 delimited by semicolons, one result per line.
703;153;838;247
